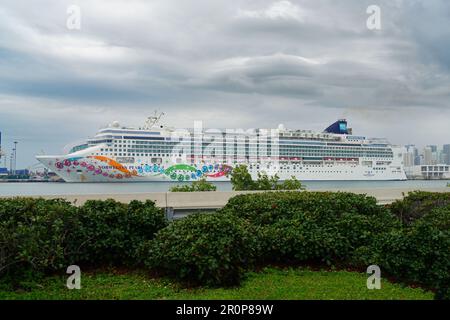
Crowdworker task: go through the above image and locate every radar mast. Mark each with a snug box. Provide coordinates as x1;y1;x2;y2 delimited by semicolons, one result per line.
144;111;165;129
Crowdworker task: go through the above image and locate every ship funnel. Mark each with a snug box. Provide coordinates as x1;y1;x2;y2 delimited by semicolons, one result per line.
324;119;348;134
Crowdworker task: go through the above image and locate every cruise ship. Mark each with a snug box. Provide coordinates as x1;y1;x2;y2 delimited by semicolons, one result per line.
36;115;407;182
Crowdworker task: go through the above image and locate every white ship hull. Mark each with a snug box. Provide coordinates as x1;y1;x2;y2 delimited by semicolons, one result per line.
36;118;407;183
37;146;407;183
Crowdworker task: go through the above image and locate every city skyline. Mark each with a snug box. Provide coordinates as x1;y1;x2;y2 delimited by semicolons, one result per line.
1;0;450;168
404;144;450;167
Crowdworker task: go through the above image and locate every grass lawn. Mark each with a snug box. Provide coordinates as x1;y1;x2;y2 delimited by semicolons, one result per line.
0;267;433;300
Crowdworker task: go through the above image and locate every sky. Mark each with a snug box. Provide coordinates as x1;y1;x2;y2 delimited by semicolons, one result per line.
0;0;449;168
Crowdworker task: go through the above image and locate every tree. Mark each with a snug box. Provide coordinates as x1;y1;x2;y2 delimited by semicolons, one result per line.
229;165;305;191
255;172;279;190
170;177;217;192
277;176;305;191
229;165;256;191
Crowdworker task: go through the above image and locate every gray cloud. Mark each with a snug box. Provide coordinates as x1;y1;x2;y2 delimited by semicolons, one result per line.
0;0;449;167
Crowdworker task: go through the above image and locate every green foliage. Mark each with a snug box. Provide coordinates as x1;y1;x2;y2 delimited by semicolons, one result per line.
389;191;450;225
229;165;256;191
71;199;167;266
253;173;305;191
170;177;217;192
230;165;305;191
355;203;450;300
220;191;449;296
0;197;167;288
253;172;279;190
0;198;79;286
221;191;388;225
277;176;305;190
143;213;257;287
2;191;449;298
221;192;399;265
435;283;450;300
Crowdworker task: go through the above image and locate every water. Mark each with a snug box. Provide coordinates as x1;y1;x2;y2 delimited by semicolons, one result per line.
0;180;448;196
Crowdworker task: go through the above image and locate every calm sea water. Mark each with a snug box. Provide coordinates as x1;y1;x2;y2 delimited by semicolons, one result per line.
0;180;448;196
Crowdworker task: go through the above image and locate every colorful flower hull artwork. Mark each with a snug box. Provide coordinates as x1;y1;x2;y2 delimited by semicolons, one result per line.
52;156;233;181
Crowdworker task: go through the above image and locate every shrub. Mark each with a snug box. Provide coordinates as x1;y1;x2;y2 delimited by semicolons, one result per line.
223;191;448;294
221;192;400;266
253;219;338;264
0;197;167;288
221;191;390;225
354;205;450;300
143;213;257;287
2;191;448;296
411;207;450;291
389;191;450;225
0;198;79;285
435;282;450;300
71;199;167;266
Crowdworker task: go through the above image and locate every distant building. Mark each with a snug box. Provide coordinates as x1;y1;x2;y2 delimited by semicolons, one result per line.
423;146;434;165
414;148;420;165
403;145;417;167
405;164;450;180
444;144;450;165
422;145;440;165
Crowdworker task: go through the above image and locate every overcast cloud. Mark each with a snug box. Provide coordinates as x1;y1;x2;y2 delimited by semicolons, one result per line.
0;0;449;168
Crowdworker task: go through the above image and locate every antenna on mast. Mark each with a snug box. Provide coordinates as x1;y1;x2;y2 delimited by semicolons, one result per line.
144;110;165;129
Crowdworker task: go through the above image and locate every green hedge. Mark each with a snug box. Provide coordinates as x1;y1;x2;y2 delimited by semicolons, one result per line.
355;204;450;298
0;198;79;286
144;192;401;287
221;191;388;225
143;213;257;287
220;192;400;265
389;191;450;225
69;199;167;266
0;197;166;288
1;191;449;299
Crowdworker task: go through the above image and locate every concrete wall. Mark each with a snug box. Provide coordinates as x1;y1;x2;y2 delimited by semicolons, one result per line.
3;188;449;220
19;187;449;207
